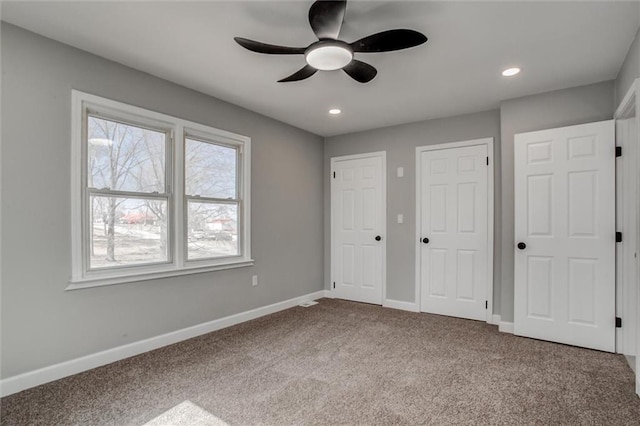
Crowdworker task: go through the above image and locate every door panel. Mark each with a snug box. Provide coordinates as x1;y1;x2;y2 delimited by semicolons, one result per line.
528;175;553;236
527;256;553;319
332;154;385;304
419;144;488;321
456;249;475;300
514;120;615;352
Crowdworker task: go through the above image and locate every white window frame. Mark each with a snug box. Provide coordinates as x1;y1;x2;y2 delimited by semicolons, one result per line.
69;90;252;290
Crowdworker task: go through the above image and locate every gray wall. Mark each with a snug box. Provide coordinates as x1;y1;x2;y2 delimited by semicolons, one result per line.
499;81;615;322
324;110;502;306
616;27;640;106
0;24;324;379
615;5;640;106
1;17;628;380
324;81;615;321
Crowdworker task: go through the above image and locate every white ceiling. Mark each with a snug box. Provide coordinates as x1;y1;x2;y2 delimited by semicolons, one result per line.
2;1;639;137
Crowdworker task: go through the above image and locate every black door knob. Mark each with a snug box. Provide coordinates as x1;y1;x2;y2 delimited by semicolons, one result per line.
517;242;526;250
422;237;430;244
375;235;382;241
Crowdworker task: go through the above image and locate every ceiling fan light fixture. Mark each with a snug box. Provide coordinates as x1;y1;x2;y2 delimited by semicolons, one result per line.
305;42;353;71
234;1;427;83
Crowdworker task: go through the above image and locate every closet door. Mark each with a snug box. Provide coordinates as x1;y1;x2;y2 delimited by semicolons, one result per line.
514;120;615;352
331;152;386;305
418;142;489;321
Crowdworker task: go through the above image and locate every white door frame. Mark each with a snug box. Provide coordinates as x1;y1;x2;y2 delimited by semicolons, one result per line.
615;78;640;394
330;151;387;304
415;138;495;323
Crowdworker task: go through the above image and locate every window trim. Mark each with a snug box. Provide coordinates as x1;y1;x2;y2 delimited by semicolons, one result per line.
69;90;252;290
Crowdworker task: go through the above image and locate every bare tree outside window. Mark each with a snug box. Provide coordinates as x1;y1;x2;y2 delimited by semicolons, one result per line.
87;116;167;268
185;138;239;259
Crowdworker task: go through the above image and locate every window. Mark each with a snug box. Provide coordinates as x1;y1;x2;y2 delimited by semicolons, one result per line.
185;135;240;261
87;115;170;269
71;91;252;288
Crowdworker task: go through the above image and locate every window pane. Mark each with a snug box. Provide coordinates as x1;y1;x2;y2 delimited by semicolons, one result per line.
87;116;166;193
90;196;168;268
187;201;239;260
185;138;237;199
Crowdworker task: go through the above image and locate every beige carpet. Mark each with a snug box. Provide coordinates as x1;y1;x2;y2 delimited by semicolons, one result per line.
143;400;228;426
2;298;640;425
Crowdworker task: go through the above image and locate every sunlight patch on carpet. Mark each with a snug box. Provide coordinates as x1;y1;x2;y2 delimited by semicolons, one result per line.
143;400;228;426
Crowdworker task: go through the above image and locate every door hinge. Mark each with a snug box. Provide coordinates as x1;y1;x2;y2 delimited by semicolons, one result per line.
616;317;622;328
485;300;488;310
616;232;623;243
333;171;336;178
333;281;336;289
616;146;622;157
486;157;489;166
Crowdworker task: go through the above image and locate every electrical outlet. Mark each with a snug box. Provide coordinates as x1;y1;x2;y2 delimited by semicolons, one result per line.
397;214;404;224
397;167;404;178
252;275;258;286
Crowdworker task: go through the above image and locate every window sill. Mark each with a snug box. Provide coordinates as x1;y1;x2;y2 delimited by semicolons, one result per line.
66;259;255;290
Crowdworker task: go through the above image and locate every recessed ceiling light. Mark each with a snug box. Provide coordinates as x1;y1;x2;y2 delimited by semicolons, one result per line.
502;67;521;77
329;109;341;115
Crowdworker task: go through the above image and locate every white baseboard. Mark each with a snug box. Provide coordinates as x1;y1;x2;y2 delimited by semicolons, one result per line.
322;292;419;313
625;355;636;374
488;314;501;325
0;290;325;397
382;299;420;312
499;321;514;334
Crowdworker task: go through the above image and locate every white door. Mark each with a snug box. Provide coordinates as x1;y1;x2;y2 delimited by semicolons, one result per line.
514;120;615;352
418;143;489;321
331;153;385;305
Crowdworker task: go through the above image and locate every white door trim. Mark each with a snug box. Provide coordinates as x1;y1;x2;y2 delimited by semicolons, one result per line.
415;138;494;323
330;151;387;304
615;78;640;394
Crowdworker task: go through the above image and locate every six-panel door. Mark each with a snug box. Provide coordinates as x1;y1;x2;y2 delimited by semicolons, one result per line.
419;144;489;321
332;155;384;305
514;120;615;352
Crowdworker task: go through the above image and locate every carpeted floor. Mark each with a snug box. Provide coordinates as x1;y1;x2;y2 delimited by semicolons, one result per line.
2;298;640;425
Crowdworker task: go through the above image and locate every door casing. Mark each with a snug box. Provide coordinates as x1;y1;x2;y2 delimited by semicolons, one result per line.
615;78;640;395
415;138;495;323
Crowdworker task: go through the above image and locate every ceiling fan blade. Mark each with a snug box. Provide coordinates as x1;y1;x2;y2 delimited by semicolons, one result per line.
350;29;427;53
278;65;318;82
234;37;306;55
342;60;377;83
308;0;347;40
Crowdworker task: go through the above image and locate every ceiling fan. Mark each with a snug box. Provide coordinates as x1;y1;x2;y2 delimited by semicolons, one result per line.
234;0;427;83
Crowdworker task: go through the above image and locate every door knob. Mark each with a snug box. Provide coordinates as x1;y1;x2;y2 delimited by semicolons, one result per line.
517;242;526;250
422;237;430;244
375;235;382;241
